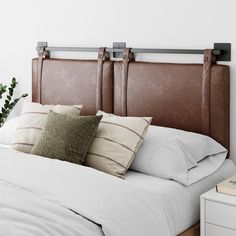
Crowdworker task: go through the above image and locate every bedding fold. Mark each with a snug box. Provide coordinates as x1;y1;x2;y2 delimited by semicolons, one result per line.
0;146;171;236
0;180;104;236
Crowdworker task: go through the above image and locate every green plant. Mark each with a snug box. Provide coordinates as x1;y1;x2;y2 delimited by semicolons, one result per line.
0;77;28;127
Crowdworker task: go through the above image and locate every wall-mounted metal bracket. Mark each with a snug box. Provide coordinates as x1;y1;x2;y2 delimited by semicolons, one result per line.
37;42;50;58
113;42;126;58
214;43;231;61
37;41;48;48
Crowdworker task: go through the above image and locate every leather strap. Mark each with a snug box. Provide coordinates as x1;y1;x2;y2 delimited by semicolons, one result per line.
36;48;44;103
36;46;49;103
202;49;216;135
121;48;134;116
96;47;109;111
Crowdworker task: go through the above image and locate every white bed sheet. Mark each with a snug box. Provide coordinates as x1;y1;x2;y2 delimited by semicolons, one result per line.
0;146;172;236
0;144;235;236
125;159;236;235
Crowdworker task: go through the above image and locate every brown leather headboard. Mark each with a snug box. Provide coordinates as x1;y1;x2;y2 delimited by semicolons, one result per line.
113;61;229;149
32;58;113;115
32;57;229;150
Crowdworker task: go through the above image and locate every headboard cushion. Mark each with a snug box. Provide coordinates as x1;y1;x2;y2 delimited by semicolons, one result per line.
113;61;229;149
32;57;229;150
32;58;113;115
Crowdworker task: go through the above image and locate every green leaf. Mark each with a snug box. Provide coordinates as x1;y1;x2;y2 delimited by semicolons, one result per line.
2;112;8;118
22;93;28;98
12;77;16;84
0;85;7;95
13;98;19;103
8;88;13;96
0;77;27;127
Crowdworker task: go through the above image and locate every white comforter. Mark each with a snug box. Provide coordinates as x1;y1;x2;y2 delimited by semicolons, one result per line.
0;146;171;236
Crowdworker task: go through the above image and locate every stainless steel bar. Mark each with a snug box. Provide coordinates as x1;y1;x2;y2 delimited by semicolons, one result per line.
45;47;99;52
45;46;222;56
131;48;204;54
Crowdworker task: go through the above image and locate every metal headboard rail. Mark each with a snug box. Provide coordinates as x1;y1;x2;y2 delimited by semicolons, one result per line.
37;42;231;61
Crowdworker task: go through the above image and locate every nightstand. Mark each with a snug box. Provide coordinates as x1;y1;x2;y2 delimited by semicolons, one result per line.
201;189;236;236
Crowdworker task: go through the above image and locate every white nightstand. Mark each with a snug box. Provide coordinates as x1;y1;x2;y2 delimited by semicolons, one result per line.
201;188;236;236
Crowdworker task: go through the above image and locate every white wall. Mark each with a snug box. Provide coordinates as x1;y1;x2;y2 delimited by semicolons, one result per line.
0;0;235;161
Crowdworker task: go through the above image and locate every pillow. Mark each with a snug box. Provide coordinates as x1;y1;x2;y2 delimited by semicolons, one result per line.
131;125;228;185
11;102;83;153
5;97;27;122
85;111;152;177
0;116;20;145
31;111;102;165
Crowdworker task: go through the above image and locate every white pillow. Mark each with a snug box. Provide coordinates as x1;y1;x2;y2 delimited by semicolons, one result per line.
5;98;27;122
131;125;227;185
0;116;20;145
0;98;27;145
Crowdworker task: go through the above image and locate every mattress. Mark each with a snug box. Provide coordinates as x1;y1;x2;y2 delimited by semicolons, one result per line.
124;159;236;235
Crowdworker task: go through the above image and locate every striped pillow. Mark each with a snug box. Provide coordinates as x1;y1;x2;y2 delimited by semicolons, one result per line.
11;102;83;153
85;111;152;177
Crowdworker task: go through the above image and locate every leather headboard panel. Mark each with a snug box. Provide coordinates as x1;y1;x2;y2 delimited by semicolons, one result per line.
114;61;229;149
32;57;229;149
32;58;113;115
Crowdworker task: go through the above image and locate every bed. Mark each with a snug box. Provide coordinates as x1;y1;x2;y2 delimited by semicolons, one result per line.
0;44;234;236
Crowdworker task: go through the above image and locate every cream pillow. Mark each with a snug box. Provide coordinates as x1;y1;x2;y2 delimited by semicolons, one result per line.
11;102;83;153
85;111;152;177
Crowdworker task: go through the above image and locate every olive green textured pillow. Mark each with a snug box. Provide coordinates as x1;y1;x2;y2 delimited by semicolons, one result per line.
31;111;102;165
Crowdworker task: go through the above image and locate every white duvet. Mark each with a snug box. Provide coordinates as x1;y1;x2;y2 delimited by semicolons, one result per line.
0;146;171;236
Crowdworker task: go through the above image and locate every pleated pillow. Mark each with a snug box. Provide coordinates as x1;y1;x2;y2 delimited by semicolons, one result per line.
85;111;152;177
11;102;83;153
